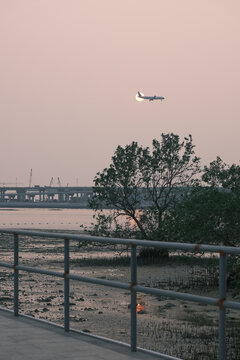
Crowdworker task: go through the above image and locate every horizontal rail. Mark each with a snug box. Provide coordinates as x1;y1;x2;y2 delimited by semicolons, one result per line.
68;273;130;290
1;228;240;254
0;261;13;269
134;285;218;307
223;300;240;311
2;258;239;312
17;265;63;278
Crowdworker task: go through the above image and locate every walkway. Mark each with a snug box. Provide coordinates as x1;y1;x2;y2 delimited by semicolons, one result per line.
0;309;160;360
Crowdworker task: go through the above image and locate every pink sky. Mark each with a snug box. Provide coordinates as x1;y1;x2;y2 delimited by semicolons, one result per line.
1;1;240;186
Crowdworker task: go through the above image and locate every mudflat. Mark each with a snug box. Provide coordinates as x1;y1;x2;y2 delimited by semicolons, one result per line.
0;231;239;359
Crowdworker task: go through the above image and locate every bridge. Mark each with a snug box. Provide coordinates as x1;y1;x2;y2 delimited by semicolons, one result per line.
0;186;192;209
0;186;93;208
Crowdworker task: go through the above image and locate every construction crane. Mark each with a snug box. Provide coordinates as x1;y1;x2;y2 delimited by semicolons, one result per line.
57;177;61;187
29;169;32;187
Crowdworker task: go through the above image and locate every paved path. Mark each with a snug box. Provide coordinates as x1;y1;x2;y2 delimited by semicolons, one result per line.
0;310;160;360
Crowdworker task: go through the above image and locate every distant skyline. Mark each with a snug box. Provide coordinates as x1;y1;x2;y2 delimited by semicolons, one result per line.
1;1;240;186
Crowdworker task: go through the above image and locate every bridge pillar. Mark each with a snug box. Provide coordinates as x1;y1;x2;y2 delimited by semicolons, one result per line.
16;189;26;201
0;189;6;201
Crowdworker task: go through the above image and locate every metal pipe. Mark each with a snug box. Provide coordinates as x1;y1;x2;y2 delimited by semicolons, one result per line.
0;261;13;268
130;244;137;352
223;300;240;311
68;274;129;290
64;238;70;332
13;233;19;316
134;285;218;306
219;253;227;360
16;265;63;277
1;229;240;255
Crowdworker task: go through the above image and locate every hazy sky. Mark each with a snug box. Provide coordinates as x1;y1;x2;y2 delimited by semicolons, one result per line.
1;1;240;186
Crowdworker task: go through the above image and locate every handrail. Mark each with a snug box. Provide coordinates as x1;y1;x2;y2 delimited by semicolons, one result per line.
1;228;240;254
0;229;240;360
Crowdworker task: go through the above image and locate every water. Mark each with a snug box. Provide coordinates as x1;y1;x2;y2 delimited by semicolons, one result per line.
0;208;95;231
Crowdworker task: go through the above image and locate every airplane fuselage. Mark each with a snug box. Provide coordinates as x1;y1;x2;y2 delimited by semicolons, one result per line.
143;95;164;101
136;91;164;101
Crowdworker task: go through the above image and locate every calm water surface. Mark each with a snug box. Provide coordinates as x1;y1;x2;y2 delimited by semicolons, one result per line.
0;208;95;231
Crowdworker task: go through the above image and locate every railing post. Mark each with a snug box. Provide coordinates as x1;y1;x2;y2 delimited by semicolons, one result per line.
130;243;137;351
219;252;227;360
13;233;19;316
64;237;70;332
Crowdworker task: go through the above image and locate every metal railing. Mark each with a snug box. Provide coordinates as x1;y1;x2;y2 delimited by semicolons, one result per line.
0;229;240;360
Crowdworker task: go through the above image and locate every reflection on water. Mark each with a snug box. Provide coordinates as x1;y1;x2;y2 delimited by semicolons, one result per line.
0;208;96;231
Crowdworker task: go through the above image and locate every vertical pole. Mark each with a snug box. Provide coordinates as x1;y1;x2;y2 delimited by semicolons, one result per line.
219;252;227;360
13;233;19;316
64;238;70;332
130;244;137;352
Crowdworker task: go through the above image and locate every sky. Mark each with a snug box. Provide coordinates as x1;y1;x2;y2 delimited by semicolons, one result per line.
1;0;240;186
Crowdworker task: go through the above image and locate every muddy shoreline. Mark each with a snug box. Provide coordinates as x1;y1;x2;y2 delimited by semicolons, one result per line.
0;231;240;359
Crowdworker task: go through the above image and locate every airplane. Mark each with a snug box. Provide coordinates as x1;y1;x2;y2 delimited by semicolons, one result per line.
136;91;165;102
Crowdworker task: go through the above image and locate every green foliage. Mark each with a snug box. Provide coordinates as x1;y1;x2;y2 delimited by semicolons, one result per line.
89;133;201;243
228;255;240;296
163;157;240;247
161;156;240;293
202;156;240;194
88;132;240;273
163;186;240;246
138;247;169;260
